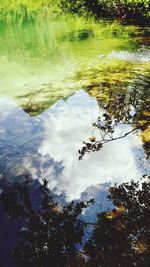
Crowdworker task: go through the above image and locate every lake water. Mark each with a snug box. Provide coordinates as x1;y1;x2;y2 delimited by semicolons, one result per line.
0;9;149;201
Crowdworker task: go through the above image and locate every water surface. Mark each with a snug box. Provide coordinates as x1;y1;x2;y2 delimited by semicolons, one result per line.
0;8;149;201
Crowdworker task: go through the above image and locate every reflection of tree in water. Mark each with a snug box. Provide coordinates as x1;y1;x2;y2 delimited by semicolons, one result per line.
79;74;150;159
0;176;93;267
0;70;150;266
1;175;150;266
85;176;150;267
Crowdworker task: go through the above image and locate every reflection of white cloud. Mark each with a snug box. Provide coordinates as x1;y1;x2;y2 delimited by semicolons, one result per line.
38;90;143;200
0;92;146;201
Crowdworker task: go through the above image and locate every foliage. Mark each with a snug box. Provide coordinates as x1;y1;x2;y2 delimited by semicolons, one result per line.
79;73;150;159
60;0;150;24
0;177;93;267
1;176;150;266
0;0;60;12
1;1;149;24
85;176;150;267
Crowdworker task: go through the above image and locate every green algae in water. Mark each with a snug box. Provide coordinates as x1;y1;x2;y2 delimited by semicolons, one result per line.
0;6;146;114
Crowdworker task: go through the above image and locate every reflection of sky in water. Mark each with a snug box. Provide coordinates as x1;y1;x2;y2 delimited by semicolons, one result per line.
0;90;148;200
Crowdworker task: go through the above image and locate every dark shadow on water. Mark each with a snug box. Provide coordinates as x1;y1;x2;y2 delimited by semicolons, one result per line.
1;174;150;267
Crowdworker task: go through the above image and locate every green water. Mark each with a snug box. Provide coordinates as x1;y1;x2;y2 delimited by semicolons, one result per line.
0;5;149;200
1;8;149;114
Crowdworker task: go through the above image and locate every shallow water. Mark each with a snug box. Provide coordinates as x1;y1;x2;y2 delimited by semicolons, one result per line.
0;8;149;202
0;11;145;106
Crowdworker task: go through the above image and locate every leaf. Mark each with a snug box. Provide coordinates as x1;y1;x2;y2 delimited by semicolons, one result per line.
89;136;96;142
